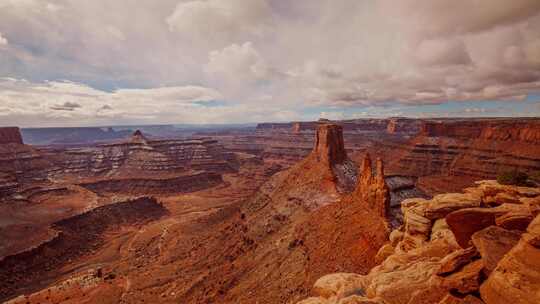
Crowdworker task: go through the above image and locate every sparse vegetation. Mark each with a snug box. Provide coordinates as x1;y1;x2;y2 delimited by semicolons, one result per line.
497;170;530;186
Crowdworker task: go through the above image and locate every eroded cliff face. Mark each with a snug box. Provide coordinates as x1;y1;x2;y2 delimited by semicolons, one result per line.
420;120;540;143
53;130;236;179
0;128;52;196
372;119;540;194
0;130;237;199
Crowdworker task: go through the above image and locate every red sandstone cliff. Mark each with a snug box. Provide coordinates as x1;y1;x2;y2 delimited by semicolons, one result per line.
373;119;540;194
313;124;347;166
0;127;23;145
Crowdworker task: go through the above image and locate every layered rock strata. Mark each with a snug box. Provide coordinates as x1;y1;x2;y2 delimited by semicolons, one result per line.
53;130;236;178
389;119;540;182
0;128;52;196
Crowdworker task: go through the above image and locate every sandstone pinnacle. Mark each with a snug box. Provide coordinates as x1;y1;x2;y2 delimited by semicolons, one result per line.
313;123;346;166
354;153;390;218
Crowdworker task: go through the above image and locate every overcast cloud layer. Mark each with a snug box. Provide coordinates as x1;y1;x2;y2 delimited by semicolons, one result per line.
1;0;540;127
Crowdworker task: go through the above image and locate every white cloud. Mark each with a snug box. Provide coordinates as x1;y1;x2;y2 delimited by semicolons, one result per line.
0;0;540;126
205;42;270;82
415;38;471;66
166;0;272;48
0;78;303;127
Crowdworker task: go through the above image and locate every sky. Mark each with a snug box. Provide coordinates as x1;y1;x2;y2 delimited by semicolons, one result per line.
0;0;540;127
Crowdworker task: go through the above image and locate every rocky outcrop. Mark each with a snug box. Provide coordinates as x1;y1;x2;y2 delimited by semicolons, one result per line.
480;214;540;304
313;124;347;166
0;127;23;145
353;154;390;218
0;137;53;197
298;180;540;304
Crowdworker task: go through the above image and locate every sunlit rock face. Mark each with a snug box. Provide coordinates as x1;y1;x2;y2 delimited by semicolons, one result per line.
298;180;540;304
353;153;390;218
313;123;347;166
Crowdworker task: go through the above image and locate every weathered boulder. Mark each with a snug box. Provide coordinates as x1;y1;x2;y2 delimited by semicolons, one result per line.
521;196;540;216
366;259;441;304
431;218;459;248
425;193;482;220
495;210;533;231
480;215;540;304
493;192;521;205
437;247;478;275
440;259;484;294
313;273;367;299
446;208;497;248
471;226;520;275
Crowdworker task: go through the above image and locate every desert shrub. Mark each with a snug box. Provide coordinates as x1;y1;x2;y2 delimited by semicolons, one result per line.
497;170;529;186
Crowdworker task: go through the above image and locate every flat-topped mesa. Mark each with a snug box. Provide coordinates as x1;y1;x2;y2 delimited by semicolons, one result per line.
312;123;347;166
354;153;390;217
0;127;23;145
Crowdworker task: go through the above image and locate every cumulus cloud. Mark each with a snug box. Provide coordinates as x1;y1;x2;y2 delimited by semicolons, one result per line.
205;42;270;83
1;0;540;126
415;39;472;66
0;78;303;127
380;0;540;38
166;0;272;48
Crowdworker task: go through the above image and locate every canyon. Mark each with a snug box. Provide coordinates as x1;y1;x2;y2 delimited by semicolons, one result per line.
0;117;539;304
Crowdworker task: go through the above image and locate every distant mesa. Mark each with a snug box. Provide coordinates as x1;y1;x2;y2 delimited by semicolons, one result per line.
130;129;148;144
0;127;23;145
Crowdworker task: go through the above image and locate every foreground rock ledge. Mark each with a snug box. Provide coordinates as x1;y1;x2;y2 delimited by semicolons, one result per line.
298;180;540;304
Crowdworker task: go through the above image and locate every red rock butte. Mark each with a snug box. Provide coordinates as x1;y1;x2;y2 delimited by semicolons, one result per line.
0;127;23;145
313;123;346;165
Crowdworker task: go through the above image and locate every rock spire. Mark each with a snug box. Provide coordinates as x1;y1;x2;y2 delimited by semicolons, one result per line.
313;123;347;166
354;153;390;217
